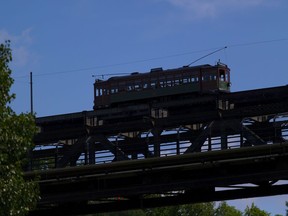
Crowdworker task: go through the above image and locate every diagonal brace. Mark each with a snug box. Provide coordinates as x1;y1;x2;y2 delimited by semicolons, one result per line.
93;134;130;161
184;122;214;154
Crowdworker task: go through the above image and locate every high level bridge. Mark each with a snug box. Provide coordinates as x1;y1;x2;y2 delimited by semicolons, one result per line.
26;85;288;215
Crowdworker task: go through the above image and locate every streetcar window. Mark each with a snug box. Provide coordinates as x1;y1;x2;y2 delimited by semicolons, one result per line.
167;80;172;87
191;77;199;83
219;70;226;81
160;81;165;87
135;80;142;90
183;78;189;83
165;75;173;86
97;89;102;96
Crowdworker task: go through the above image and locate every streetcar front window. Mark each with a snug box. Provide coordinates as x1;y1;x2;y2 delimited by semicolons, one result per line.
218;68;230;92
219;69;226;81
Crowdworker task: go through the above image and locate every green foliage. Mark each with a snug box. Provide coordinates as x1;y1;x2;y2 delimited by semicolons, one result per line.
215;201;242;216
244;203;270;216
0;165;39;215
96;209;146;216
0;41;39;215
145;205;180;216
178;203;215;216
0;41;14;107
146;202;215;216
90;201;278;216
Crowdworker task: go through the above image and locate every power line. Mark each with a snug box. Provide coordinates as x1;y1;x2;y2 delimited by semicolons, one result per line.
227;38;287;48
12;38;288;79
13;47;217;79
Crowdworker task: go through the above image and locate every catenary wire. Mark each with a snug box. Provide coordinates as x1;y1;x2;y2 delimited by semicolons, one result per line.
12;38;288;79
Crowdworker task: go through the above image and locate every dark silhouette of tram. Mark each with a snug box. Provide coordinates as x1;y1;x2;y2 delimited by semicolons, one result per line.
93;62;230;109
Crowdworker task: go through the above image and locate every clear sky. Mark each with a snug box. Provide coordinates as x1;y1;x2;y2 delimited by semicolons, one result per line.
1;0;288;214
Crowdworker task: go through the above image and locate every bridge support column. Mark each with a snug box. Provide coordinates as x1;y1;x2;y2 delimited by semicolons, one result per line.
88;139;96;164
221;134;228;150
152;128;162;157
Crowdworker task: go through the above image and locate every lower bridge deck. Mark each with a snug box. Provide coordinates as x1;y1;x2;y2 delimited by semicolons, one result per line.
27;142;288;215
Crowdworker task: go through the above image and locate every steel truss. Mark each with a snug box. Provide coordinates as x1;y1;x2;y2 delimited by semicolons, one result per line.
27;85;288;215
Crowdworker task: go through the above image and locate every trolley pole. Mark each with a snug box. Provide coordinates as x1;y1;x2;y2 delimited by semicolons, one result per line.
30;71;33;114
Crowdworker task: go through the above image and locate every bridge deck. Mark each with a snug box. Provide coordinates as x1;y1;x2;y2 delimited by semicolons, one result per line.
27;85;288;215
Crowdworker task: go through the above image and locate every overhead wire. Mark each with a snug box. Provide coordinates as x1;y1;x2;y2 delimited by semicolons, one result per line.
13;47;218;79
227;38;287;48
12;38;288;79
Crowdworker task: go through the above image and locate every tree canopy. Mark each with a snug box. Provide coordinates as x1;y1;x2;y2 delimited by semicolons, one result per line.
243;203;270;216
0;41;39;215
96;201;272;216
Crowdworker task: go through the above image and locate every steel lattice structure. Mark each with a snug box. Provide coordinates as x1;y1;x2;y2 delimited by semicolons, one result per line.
26;85;288;215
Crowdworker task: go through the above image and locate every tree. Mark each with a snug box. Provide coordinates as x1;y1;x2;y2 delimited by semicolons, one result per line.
0;41;39;215
145;202;215;216
215;202;242;216
96;209;146;216
90;200;276;216
244;203;270;216
179;203;215;216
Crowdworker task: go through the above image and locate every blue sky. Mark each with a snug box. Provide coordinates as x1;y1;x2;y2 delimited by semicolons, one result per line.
1;0;288;214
